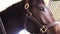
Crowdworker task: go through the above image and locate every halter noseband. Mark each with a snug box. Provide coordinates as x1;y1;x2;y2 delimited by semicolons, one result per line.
24;0;60;34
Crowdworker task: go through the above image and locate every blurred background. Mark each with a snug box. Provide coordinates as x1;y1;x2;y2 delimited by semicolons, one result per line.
44;0;60;22
49;1;60;22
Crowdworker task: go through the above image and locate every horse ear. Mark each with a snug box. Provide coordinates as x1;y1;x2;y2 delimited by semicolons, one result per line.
44;0;52;6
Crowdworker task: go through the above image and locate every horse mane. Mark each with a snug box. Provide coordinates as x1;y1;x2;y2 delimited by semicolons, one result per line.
0;1;27;34
0;1;25;16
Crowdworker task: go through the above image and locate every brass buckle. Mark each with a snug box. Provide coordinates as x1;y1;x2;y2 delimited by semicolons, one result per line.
26;12;32;17
24;3;29;9
40;26;47;33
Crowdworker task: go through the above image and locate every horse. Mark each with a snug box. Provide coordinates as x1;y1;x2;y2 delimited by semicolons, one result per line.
0;0;60;34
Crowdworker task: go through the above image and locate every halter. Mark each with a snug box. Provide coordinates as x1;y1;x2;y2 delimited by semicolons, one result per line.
24;0;60;33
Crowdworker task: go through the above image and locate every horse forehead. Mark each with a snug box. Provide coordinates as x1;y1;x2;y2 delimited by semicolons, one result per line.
29;0;44;5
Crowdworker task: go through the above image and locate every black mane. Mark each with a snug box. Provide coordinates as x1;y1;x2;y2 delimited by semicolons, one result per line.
0;1;26;34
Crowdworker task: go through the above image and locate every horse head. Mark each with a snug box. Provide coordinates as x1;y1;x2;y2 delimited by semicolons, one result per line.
23;0;56;34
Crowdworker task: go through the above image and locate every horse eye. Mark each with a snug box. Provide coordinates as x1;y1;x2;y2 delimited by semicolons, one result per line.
37;7;44;11
39;7;44;11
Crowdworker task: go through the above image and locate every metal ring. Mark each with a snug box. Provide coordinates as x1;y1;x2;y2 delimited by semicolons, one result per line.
24;3;29;9
40;26;47;33
26;12;32;17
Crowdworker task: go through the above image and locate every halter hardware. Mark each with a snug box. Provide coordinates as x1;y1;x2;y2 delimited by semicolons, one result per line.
24;3;29;9
40;26;47;33
26;12;32;17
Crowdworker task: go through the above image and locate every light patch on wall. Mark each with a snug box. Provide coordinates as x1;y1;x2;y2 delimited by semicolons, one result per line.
18;29;30;34
0;0;22;12
49;1;60;22
44;0;50;6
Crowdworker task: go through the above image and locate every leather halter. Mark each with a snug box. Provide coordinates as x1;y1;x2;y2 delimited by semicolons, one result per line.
24;0;60;33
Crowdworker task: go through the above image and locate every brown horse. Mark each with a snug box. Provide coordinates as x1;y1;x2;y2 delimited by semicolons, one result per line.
0;0;60;34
